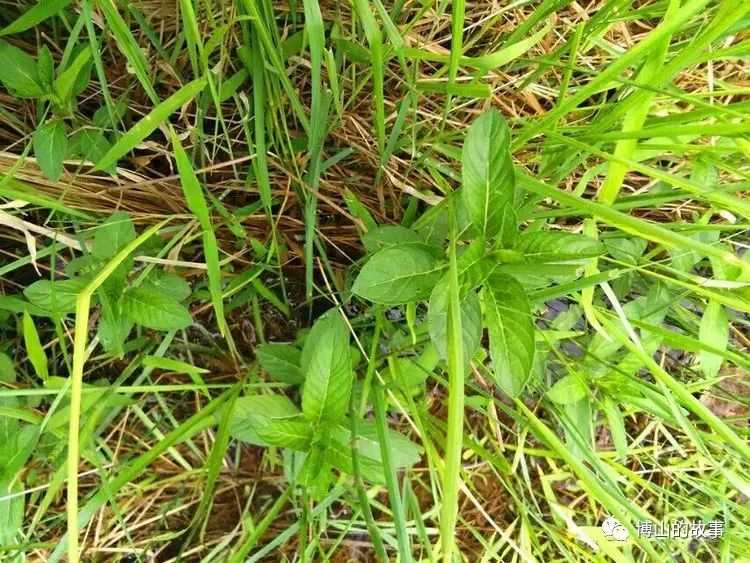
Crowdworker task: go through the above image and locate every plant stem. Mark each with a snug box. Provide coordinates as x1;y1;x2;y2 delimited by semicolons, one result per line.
439;200;464;562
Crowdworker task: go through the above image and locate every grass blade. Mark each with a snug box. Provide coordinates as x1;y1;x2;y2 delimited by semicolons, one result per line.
171;132;232;345
0;0;72;36
95;78;206;172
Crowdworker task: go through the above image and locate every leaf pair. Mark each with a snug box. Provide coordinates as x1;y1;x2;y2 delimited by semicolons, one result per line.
0;41;91;103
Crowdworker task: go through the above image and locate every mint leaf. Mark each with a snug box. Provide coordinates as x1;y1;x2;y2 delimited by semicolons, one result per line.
361;225;420;253
121;287;191;331
92;211;135;263
428;279;482;364
69;129;114;173
98;307;132;357
699;300;728;378
514;231;603;262
257;343;303;384
33;120;67;182
37;45;54;92
53;46;91;105
300;310;348;374
482;274;535;397
0;480;23;547
301;313;352;424
462;108;516;240
547;374;587;405
0;41;44;97
0;425;39;481
145;272;191;302
24;277;89;313
229;394;311;451
352;242;445;304
326;421;422;483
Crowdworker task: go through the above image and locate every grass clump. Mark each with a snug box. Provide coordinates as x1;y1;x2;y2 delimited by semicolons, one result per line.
0;0;749;561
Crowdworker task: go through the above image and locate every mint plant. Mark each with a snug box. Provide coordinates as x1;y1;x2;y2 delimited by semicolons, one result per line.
351;109;603;397
228;311;422;491
20;212;192;357
0;40;116;181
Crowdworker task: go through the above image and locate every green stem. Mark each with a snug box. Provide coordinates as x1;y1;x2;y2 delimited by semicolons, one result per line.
439;201;464;562
373;382;412;562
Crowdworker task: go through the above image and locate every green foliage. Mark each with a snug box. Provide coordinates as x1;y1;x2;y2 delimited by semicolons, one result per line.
352;242;445;304
461;108;517;242
428;278;482;364
228;312;423;485
353;110;540;397
32;120;67;182
0;41;45;97
482;274;535;397
17;212;193;356
547;374;588;405
301;313;352;424
0;3;748;560
0;36;113;181
120;287;192;331
699;300;728;378
257;343;303;384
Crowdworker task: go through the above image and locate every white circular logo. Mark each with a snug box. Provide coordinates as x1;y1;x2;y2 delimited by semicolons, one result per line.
602;517;630;541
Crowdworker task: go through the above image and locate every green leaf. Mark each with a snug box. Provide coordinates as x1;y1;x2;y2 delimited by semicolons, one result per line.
145;272;191;302
482;275;535;397
0;353;14;383
389;344;440;389
361;225;420;253
428;279;482;363
699;300;728;378
495;205;519;248
300;310;349;374
53;46;91;105
301;313;352;424
514;231;603;262
462;108;516;239
121;287;192;331
44;380;131;436
0;353;19;445
33;120;67;182
547;374;587;405
93;211;136;265
64;255;96;277
93;100;127;129
69;129;114;173
0;424;39;480
228;394;311;451
0;41;44;97
326;420;422;483
97;307;132;357
141;356;208;374
601;396;628;460
24;277;89;313
22;311;48;380
457;238;496;291
0;0;73;36
172;132;228;338
95;78;206;172
0;480;24;547
37;45;54;92
257;343;303;384
352;242;445;304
